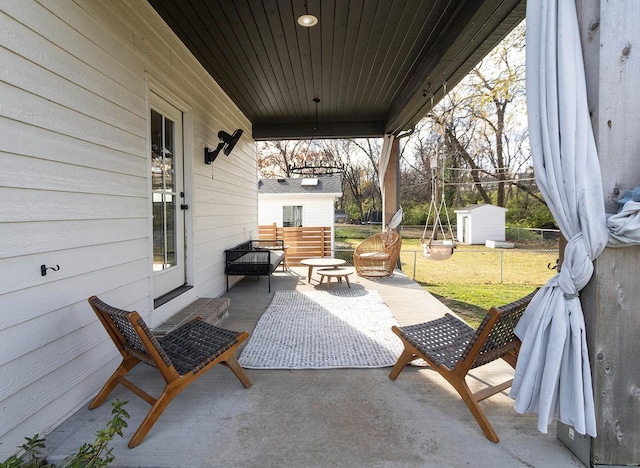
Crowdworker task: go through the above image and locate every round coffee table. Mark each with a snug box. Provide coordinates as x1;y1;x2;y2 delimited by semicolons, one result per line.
300;258;346;282
317;267;353;289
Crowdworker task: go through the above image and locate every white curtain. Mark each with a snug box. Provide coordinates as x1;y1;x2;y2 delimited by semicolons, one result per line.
378;134;395;199
379;134;403;230
607;201;640;246
510;0;609;436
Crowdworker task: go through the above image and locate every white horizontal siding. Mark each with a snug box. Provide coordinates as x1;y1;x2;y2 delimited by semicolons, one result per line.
0;0;256;458
258;195;337;253
258;199;285;226
258;195;336;227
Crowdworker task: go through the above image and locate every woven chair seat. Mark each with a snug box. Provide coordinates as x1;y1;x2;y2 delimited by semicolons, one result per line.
159;321;242;375
389;289;538;443
398;315;475;369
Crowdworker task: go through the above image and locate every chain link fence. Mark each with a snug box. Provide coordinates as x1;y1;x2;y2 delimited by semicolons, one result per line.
334;224;560;286
336;224;560;245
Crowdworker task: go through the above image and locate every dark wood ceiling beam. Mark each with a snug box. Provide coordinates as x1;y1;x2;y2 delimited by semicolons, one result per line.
252;121;385;140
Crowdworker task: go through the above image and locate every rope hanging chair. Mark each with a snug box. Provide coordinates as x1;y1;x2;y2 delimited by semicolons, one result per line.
420;196;455;260
354;207;403;278
420;140;456;261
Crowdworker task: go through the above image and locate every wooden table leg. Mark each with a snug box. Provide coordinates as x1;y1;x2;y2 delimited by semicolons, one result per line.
307;266;313;281
344;275;351;288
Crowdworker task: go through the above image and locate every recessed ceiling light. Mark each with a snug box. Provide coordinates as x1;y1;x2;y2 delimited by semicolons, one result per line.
297;14;318;27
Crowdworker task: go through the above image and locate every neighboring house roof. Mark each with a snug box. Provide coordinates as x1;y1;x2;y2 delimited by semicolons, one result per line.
258;177;343;196
454;203;508;213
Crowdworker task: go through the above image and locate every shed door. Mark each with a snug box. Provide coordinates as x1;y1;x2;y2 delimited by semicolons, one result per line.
462;216;470;244
150;93;185;298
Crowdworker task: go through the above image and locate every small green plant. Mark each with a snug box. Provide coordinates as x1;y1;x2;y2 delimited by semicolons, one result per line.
1;399;129;468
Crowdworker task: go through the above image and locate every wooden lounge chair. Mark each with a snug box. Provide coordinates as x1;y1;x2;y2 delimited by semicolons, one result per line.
389;289;537;442
353;230;402;277
88;296;252;448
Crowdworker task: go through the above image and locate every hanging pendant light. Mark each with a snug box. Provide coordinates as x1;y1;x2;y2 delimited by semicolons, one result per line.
287;98;343;176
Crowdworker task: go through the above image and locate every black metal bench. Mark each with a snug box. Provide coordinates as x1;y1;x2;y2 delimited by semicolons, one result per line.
224;240;285;292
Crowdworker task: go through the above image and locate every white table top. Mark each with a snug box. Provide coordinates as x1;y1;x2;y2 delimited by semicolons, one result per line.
300;258;346;267
316;267;353;276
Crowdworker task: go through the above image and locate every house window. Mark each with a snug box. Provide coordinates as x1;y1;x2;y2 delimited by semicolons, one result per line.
283;206;303;227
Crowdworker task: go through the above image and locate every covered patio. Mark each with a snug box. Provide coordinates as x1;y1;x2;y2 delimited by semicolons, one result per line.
41;269;581;467
3;0;640;465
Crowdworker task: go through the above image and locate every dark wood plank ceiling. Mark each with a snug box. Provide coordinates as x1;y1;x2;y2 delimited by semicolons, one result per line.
147;0;525;140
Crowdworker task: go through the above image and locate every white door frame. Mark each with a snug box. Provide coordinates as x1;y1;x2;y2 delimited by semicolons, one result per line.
146;79;195;326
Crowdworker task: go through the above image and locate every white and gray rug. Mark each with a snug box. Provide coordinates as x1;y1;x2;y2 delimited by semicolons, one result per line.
238;290;405;369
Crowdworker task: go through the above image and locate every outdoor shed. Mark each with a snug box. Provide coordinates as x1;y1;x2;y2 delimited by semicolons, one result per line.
454;204;507;245
258;176;342;229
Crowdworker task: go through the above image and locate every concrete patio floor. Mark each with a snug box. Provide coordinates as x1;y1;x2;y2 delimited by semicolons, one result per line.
42;267;583;467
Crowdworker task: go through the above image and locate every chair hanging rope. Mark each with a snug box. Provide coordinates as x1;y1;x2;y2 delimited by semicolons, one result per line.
420;92;456;261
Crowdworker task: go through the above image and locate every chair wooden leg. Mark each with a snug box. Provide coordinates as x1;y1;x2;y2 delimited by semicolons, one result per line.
449;375;500;443
501;350;518;369
223;355;252;388
89;357;139;410
389;348;416;380
128;390;174;448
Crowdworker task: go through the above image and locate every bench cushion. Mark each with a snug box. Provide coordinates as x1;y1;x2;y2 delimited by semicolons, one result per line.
225;250;284;276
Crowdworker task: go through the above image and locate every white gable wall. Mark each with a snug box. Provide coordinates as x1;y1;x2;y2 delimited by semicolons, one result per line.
258;194;337;251
258;195;336;227
0;0;256;457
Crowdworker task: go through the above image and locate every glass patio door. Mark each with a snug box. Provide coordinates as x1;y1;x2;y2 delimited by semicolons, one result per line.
150;93;185;298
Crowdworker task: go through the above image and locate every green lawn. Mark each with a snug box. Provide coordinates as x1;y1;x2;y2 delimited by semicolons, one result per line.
424;283;538;328
341;236;555;327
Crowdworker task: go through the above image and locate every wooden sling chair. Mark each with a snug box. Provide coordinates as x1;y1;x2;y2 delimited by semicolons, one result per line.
88;296;252;448
389;289;537;442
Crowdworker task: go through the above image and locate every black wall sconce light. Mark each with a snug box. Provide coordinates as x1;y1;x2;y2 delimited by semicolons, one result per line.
204;129;244;165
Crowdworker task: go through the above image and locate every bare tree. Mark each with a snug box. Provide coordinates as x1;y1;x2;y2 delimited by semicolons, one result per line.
321;139;377;222
404;22;530;209
257;140;306;177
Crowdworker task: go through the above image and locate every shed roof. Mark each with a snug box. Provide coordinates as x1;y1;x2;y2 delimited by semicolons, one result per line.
258;176;343;196
454;203;508;213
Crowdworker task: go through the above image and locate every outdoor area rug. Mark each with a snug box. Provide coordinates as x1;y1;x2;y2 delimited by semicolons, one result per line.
237;290;405;369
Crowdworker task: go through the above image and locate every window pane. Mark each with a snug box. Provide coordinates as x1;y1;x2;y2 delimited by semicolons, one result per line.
165;193;176;267
151;109;178;271
283;205;303;227
163;117;175;191
151;110;163;190
152;192;166;270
